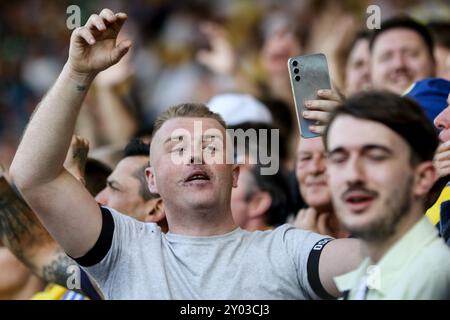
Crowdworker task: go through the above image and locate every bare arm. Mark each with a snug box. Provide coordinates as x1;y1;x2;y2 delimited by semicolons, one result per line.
94;85;138;145
0;175;80;292
9;8;131;258
318;238;366;298
94;41;138;145
0;175;53;265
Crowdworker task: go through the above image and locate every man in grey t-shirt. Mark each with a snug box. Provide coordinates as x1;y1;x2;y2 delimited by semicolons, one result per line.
10;8;364;300
79;207;332;299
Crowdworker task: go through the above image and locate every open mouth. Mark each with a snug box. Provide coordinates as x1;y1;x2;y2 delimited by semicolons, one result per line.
184;170;211;183
343;191;376;213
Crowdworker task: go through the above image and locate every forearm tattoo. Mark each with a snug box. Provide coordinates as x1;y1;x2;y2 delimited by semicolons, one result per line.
42;248;82;292
0;178;87;293
76;85;87;91
72;146;88;164
0;177;52;260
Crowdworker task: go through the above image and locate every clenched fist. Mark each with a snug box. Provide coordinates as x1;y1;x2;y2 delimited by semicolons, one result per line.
67;8;132;76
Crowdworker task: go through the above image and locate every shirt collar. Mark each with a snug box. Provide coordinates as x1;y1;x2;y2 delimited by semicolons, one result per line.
334;217;438;296
334;258;371;294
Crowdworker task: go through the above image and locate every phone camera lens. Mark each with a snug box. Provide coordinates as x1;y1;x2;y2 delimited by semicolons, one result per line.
292;60;298;67
295;75;300;81
293;68;299;74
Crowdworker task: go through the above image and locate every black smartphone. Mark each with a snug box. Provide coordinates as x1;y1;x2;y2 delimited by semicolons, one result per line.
288;53;332;138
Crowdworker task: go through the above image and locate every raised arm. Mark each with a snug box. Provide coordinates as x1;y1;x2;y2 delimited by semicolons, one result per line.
318;238;366;297
9;8;131;258
1;135;95;294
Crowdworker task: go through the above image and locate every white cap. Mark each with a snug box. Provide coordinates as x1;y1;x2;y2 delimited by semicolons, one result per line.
207;93;273;126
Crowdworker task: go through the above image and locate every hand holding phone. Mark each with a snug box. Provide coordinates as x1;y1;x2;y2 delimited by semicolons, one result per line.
303;88;344;135
288;53;334;138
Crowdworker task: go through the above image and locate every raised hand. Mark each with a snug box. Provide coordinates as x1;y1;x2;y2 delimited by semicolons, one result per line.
63;135;90;185
294;207;331;236
67;8;132;76
10;9;126;260
434;141;450;179
95;30;135;88
196;22;236;75
302;89;344;135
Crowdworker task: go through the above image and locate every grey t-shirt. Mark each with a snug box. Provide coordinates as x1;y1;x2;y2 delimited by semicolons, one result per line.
77;207;332;300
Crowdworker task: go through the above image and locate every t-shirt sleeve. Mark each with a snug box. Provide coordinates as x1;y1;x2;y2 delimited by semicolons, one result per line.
72;206;115;267
282;225;335;300
71;206;156;297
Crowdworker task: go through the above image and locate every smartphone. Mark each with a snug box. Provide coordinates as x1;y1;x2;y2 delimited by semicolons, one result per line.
287;53;332;138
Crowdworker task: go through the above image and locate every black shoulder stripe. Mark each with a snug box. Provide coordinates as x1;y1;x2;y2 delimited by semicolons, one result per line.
71;206;115;267
307;238;335;300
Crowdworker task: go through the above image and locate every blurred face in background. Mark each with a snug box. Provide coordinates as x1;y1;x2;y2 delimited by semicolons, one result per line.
433;93;450;142
261;28;302;76
345;38;371;95
95;156;160;222
371;28;435;95
295;137;332;212
231;166;256;227
434;45;450;80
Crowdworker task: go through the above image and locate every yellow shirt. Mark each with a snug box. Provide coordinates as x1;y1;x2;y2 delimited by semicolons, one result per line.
426;185;450;225
31;284;87;300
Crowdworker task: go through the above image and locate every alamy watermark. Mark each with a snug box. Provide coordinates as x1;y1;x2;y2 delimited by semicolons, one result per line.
168;121;279;175
66;264;81;290
366;5;381;30
67;4;382;31
66;5;81;30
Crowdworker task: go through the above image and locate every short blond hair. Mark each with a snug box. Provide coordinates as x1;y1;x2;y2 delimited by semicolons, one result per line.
152;103;227;136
